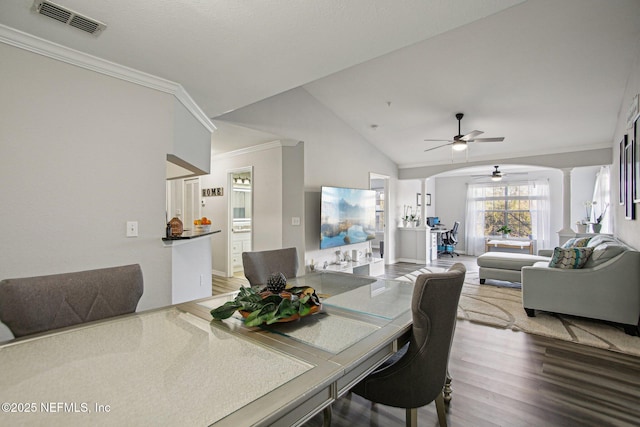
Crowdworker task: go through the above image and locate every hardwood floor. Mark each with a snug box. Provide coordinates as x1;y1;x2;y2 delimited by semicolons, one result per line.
212;257;640;426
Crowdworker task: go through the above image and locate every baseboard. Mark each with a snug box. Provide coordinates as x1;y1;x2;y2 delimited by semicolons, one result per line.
212;269;228;277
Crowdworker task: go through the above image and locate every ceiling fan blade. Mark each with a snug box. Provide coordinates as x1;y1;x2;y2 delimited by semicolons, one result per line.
424;142;453;152
423;139;453;142
460;130;483;141
470;137;505;143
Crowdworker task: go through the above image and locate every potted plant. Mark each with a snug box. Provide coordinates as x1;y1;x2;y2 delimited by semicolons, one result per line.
592;202;609;233
402;205;414;227
497;225;512;238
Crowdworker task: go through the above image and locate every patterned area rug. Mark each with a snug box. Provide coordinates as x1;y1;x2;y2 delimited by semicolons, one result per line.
396;267;640;357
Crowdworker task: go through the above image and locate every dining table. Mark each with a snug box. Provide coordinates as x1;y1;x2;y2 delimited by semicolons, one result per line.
0;271;415;426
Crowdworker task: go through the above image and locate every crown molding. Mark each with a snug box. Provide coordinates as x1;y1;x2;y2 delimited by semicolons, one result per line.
0;24;215;133
212;140;290;160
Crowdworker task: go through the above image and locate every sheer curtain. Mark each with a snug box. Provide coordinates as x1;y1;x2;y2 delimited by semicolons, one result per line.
464;180;551;256
465;184;486;256
591;166;611;233
529;180;550;251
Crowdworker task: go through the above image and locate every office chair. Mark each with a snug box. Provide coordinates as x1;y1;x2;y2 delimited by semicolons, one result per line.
441;221;460;257
352;263;466;427
0;264;143;338
242;247;299;287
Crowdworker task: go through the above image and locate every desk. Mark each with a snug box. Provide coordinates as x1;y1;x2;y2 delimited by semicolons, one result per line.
0;272;413;426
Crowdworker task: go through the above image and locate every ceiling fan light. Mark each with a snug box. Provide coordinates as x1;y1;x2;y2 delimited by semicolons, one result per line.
491;175;502;181
452;140;467;151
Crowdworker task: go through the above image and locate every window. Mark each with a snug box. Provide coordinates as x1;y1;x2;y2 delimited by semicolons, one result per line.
465;181;550;256
481;184;532;237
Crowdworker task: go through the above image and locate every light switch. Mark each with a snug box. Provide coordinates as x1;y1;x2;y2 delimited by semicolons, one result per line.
126;221;138;237
291;217;301;226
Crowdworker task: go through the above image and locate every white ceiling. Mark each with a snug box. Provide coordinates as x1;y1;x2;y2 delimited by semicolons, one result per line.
2;0;639;169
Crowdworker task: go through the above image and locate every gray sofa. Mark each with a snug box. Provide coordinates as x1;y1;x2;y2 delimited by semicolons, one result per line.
521;235;640;335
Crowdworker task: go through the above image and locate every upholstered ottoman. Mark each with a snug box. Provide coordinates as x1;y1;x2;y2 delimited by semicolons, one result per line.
477;252;549;284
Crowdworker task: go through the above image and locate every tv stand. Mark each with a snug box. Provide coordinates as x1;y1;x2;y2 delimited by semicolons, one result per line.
323;258;384;276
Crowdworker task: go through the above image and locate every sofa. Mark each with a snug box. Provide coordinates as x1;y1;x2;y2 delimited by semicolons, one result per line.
521;235;640;335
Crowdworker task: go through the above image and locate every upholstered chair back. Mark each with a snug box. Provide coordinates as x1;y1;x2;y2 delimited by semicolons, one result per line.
352;263;466;425
242;247;299;287
0;264;143;338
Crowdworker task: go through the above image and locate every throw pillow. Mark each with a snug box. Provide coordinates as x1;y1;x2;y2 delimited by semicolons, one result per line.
548;247;594;269
561;237;591;249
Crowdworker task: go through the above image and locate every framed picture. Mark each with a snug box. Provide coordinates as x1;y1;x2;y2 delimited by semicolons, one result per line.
416;193;421;206
426;193;432;206
620;135;626;205
625;136;635;219
635;118;640;203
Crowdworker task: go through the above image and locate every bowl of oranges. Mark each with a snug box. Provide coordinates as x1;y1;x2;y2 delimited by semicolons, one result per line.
194;217;212;233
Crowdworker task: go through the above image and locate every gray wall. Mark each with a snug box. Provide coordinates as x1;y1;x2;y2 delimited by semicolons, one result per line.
202;143;285;275
215;87;400;269
0;43;177;310
612;40;640;249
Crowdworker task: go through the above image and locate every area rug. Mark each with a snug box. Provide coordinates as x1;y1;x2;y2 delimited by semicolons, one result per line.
395;267;640;357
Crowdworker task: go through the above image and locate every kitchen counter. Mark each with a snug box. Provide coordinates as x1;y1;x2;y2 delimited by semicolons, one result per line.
162;229;220;242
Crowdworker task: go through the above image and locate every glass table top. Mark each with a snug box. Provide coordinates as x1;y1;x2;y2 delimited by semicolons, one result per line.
0;308;312;426
199;272;414;353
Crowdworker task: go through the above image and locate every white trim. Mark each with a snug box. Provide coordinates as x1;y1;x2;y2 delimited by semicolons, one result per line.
212;140;287;160
0;24;215;133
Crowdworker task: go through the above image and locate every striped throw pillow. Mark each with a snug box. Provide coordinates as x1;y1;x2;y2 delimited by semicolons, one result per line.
549;247;594;269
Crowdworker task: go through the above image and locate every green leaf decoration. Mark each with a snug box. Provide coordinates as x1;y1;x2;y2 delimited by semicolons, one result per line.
210;301;242;320
209;285;320;325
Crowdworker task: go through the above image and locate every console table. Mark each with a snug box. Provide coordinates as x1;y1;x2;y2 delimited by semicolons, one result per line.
323;257;385;276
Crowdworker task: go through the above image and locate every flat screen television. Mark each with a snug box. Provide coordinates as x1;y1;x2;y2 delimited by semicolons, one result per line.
320;186;376;250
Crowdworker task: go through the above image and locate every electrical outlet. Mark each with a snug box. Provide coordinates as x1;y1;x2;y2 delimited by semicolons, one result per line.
126;221;138;237
291;217;301;226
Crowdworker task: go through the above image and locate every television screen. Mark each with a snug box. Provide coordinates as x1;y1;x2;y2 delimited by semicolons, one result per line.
320;186;376;250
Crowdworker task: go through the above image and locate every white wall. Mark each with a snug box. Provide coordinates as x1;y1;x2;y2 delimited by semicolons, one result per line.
215;87;399;269
201;143;285;275
172;99;212;175
611;40;640;249
0;43;174;310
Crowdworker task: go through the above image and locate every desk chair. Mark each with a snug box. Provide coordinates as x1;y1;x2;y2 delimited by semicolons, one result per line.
441;221;460;257
242;247;299;287
0;264;143;338
352;263;466;427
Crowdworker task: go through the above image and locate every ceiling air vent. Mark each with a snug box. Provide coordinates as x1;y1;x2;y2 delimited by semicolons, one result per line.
32;1;107;36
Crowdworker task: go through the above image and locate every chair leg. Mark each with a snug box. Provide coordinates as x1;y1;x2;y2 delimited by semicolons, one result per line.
443;372;452;405
405;407;417;427
435;392;448;427
323;405;332;427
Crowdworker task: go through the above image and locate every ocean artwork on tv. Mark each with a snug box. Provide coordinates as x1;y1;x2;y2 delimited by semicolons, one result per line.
320;186;376;250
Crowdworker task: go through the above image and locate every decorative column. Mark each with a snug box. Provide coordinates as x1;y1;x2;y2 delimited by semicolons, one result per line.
558;168;576;245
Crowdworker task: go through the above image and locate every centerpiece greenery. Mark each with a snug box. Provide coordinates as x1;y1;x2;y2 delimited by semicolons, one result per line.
210;284;321;327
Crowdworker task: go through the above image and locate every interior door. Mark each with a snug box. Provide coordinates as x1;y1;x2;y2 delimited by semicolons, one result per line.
183;178;200;230
370;173;389;263
227;167;253;276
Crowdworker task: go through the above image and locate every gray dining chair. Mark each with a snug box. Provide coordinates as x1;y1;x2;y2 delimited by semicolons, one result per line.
242;247;299;287
352;263;466;427
0;264;143;338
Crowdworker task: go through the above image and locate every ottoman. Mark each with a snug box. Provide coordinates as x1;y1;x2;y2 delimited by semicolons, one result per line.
477;252;550;284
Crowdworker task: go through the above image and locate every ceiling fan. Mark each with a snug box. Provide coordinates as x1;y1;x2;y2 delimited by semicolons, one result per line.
424;113;505;153
471;165;529;182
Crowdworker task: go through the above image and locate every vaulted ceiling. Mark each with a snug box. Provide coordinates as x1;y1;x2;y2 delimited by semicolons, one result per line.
2;0;639;169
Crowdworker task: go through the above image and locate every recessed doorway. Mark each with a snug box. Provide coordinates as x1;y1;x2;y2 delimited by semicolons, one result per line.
227;167;253;277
